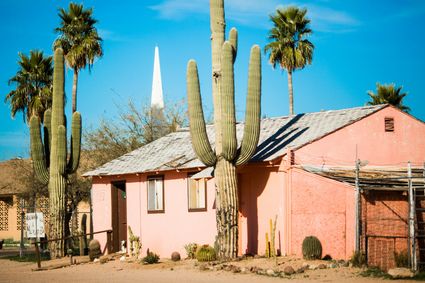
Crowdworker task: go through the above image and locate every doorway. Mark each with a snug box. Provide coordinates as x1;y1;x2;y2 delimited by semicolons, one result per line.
111;181;127;252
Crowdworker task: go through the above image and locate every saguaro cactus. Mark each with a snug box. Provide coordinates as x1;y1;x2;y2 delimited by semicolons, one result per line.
187;0;261;259
29;48;81;258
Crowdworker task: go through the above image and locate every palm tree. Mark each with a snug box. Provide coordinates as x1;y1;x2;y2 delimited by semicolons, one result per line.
367;83;410;113
54;2;103;113
265;6;314;116
5;50;53;122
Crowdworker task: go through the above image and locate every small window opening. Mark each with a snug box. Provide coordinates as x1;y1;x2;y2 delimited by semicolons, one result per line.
385;117;394;132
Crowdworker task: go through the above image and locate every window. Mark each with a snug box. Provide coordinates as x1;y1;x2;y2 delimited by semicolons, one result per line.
385;117;394;132
188;174;207;211
147;176;164;213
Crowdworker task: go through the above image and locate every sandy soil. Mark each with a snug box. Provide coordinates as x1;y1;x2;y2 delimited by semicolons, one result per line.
0;255;412;283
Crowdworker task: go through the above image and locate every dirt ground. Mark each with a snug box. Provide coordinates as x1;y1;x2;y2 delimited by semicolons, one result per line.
0;254;413;283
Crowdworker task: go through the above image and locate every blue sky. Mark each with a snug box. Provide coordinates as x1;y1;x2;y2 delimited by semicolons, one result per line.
1;0;424;161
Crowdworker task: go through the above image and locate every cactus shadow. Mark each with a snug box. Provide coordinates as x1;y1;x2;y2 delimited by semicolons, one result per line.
252;114;308;161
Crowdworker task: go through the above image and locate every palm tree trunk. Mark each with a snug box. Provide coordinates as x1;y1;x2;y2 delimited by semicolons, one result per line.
72;70;79;113
288;70;294;115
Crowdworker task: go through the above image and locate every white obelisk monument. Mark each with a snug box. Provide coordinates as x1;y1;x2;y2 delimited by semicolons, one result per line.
151;46;164;109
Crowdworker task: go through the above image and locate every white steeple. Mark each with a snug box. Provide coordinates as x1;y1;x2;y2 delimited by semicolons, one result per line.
151;46;164;109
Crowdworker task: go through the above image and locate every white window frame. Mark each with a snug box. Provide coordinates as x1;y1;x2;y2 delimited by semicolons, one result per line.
147;176;164;213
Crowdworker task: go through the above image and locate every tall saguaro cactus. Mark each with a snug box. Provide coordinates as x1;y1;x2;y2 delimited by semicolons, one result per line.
30;48;82;258
187;0;261;258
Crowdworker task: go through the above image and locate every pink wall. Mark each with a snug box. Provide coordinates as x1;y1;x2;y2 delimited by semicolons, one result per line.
296;106;425;166
238;166;285;256
92;171;217;258
289;168;354;259
91;178;112;254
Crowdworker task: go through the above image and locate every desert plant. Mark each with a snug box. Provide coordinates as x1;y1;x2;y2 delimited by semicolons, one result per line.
302;236;322;260
29;48;82;258
350;250;367;267
79;213;88;255
171;251;181;261
196;245;217;262
184;243;198;259
186;0;261;259
128;226;141;258
88;239;101;261
394;250;408;268
143;251;160;264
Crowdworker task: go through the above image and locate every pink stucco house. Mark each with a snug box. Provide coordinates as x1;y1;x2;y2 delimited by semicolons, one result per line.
84;104;425;265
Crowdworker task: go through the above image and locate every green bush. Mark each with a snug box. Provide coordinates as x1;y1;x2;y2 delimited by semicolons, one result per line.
196;245;216;262
350;250;366;267
184;243;198;259
302;236;322;260
394;250;408;268
143;251;160;264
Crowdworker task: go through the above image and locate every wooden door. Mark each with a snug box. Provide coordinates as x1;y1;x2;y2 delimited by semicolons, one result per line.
111;182;127;252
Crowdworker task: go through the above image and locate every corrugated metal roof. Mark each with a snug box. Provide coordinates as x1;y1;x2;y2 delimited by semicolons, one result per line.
83;105;386;177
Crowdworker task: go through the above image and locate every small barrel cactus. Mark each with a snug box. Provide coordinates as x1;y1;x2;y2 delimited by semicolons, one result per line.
196;245;217;262
88;239;102;261
302;236;322;260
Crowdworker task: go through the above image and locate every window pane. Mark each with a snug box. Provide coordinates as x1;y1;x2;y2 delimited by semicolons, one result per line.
197;179;206;209
189;179;198;209
156;179;163;210
148;180;156;210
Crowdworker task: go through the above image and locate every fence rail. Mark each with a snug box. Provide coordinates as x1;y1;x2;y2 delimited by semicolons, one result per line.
33;229;113;269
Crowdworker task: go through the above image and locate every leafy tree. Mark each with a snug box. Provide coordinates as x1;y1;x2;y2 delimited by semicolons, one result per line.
265;6;314;116
54;2;103;113
83;99;187;170
367;83;410;113
5;50;53;122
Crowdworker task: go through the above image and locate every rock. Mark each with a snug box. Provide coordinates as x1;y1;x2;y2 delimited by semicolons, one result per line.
256;268;265;275
99;256;108;264
388;268;414;279
296;266;308;273
329;263;338;269
231;266;241;273
93;258;100;263
199;264;209;271
240;267;248;274
309;264;318;270
171;252;181;261
318;264;327;269
119;256;126;262
283;266;295;275
266;269;275;276
348;262;353;268
208;266;215;271
302;262;310;268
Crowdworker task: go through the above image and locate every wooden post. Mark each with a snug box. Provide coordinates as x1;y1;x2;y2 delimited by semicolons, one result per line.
354;159;361;252
106;230;112;254
34;242;41;269
79;234;84;256
408;161;417;271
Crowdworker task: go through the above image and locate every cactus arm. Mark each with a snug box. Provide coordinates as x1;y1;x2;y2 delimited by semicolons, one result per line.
30;115;49;184
220;42;237;161
67;111;81;174
57;125;67;175
229;28;238;63
43;109;52;168
235;45;262;166
187;60;217;167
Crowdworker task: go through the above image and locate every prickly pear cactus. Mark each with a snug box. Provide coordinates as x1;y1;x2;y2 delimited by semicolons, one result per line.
29;48;82;258
186;0;261;259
